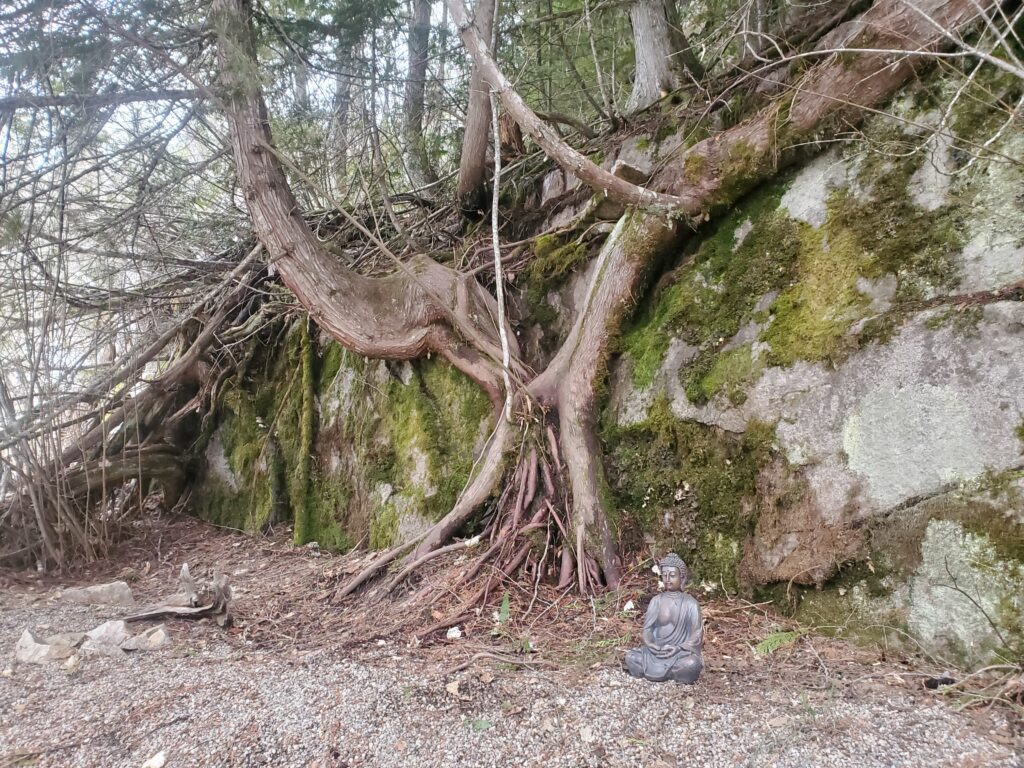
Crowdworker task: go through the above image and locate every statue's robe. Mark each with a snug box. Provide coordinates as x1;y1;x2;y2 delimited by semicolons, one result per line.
625;590;704;683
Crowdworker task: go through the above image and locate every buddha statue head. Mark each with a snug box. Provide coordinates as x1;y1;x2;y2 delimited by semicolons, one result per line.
659;552;689;592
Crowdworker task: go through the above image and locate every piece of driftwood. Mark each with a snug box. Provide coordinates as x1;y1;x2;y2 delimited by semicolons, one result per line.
124;566;233;627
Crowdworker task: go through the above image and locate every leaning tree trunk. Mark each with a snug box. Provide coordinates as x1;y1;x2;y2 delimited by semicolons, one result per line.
404;0;438;191
211;0;521;407
626;0;704;113
456;0;496;215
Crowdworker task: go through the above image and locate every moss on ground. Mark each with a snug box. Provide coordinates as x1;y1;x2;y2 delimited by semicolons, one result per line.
602;396;776;591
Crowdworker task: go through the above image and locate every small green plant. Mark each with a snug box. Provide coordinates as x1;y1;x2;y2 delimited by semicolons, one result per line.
754;628;808;654
491;591;513;639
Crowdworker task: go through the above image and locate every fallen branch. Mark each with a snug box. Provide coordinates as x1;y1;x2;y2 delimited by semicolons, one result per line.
125;566;234;627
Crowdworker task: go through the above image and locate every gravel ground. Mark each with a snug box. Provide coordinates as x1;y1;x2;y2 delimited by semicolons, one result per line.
1;523;1020;768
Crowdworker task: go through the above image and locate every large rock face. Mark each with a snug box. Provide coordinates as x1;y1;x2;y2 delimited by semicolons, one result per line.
605;79;1024;663
194;72;1023;665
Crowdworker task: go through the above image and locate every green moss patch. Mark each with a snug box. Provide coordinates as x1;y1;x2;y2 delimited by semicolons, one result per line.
831;181;963;302
602;397;776;591
760;225;871;366
948;68;1023;143
193;321;311;538
526;233;589;292
620;175;798;388
325;354;492;551
521;233;591;330
923;306;984;335
684;344;764;406
194;319;491;552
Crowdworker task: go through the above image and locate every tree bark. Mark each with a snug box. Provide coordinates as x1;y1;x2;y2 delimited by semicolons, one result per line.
331;42;356;193
456;0;497;214
212;0;517;407
649;0;990;211
404;0;438;191
291;51;310;114
626;0;705;113
549;212;678;588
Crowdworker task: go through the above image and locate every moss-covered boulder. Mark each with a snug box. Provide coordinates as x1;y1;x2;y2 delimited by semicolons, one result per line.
603;75;1024;662
193;326;491;552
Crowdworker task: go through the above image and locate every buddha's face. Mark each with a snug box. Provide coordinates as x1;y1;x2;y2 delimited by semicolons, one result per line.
662;566;682;592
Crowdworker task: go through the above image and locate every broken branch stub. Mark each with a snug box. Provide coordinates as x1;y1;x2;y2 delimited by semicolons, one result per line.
124;568;233;627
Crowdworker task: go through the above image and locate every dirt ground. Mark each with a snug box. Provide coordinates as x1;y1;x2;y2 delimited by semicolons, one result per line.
1;517;1020;767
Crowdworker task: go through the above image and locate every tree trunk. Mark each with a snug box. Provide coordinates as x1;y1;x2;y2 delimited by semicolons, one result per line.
446;0;686;213
404;0;438;192
546;212;679;588
456;0;496;215
331;43;356;194
626;0;704;113
211;0;518;408
292;52;310;114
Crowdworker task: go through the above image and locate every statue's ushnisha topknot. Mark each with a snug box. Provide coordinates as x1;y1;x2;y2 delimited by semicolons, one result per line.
659;552;686;572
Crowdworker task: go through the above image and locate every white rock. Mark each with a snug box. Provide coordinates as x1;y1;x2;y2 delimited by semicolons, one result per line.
121;625;170;651
15;629;80;664
445;626;462;640
15;630;63;664
60;580;135;606
85;620;132;646
142;750;167;768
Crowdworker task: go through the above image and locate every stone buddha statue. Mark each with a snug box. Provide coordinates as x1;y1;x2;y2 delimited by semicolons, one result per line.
624;553;704;684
